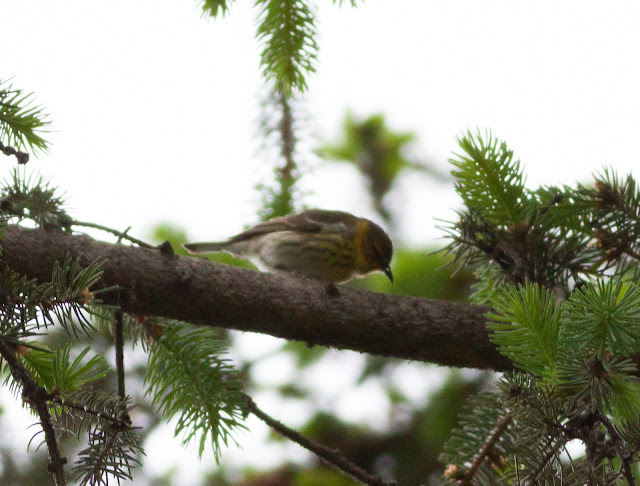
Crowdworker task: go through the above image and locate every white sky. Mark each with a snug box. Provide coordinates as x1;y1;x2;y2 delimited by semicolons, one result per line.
2;0;640;483
3;0;639;247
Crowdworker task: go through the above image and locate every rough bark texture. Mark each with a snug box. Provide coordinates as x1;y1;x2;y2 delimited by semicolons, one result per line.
1;225;513;370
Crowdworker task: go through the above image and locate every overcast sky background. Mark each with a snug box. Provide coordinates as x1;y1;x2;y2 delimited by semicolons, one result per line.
3;0;640;483
4;0;639;247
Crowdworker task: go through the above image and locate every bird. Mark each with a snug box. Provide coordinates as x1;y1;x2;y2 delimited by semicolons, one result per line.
183;209;393;284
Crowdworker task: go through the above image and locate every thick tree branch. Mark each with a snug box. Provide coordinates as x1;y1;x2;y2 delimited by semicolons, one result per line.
1;225;513;370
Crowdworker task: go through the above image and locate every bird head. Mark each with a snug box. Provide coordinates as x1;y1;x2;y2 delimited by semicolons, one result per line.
360;221;394;282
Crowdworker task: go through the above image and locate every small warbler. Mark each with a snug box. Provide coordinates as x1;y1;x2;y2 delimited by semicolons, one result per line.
183;209;393;284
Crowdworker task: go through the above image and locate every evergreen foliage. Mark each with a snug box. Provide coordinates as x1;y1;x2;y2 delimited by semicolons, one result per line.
200;0;233;17
2;167;71;230
0;94;248;482
4;4;639;483
450;130;527;226
203;0;366;220
318;112;418;223
22;345;109;393
256;90;303;220
488;282;561;379
145;321;247;460
256;0;318;96
0;170;248;483
0;79;50;158
441;131;640;485
203;0;320;96
65;393;143;485
200;0;385;220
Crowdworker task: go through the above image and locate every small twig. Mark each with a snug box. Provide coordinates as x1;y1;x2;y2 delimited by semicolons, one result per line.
0;140;29;164
50;396;129;427
527;436;569;483
71;220;153;248
459;414;513;486
245;395;395;486
114;310;126;401
623;246;640;262
277;90;296;181
0;340;67;485
599;414;636;486
86;427;124;483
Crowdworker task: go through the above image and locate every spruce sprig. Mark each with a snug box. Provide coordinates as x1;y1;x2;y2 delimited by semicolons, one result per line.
0;255;110;339
0;266;47;336
0;79;50;155
450;129;527;226
145;321;247;460
562;281;640;357
19;345;109;393
256;0;319;95
443;131;640;485
498;373;570;484
199;0;233;16
439;391;515;484
1;167;70;230
488;282;561;379
48;256;113;338
67;392;144;485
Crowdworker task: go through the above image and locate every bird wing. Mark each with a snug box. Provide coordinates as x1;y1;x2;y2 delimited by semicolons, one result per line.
226;209;357;243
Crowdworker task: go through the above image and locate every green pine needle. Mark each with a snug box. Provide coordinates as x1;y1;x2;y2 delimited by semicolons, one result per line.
49;256;108;338
199;0;233;17
488;282;561;379
256;0;319;95
0;79;50;155
20;345;109;393
1;167;70;230
145;321;247;460
563;281;640;357
439;391;515;482
608;374;640;423
69;392;144;485
450;129;527;226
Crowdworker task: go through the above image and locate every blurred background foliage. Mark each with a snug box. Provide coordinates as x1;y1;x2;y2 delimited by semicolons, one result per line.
6;0;629;483
318;112;450;225
0;113;484;486
139;111;484;486
0;89;482;486
145;238;486;486
0;107;484;485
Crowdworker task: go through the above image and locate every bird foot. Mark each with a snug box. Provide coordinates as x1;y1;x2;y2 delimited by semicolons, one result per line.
325;282;340;297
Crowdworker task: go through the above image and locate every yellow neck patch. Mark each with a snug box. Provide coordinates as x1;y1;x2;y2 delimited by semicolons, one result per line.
353;219;372;272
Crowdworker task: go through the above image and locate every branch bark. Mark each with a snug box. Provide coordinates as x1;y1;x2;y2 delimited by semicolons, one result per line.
1;225;513;371
0;341;67;485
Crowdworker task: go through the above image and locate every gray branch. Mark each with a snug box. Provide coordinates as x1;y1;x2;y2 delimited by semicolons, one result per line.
1;225;513;371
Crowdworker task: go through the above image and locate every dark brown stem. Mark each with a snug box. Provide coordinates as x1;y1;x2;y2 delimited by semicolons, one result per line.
458;414;513;486
88;430;118;483
0;341;66;485
600;414;636;486
114;310;126;400
71;220;153;248
623;246;640;262
1;225;513;371
277;90;296;181
246;395;395;486
0;140;29;164
51;396;127;427
528;436;569;483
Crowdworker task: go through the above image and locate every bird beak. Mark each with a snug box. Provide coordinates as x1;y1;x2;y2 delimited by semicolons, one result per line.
383;265;393;283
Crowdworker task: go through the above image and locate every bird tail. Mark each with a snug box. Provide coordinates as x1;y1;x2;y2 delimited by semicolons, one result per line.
182;241;227;254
